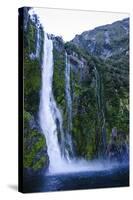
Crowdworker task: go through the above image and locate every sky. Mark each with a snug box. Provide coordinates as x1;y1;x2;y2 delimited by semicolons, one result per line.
30;7;129;42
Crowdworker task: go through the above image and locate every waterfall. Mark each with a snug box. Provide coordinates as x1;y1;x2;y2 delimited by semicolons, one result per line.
39;32;117;174
65;53;74;158
29;15;41;60
65;53;72;131
35;24;41;58
39;32;65;172
94;66;106;154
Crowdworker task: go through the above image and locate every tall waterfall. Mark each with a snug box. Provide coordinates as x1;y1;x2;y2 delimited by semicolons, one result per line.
39;33;66;172
39;32;118;174
39;33;90;173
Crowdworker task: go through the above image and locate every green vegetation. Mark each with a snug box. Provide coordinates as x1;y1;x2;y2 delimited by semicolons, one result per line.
53;48;66;110
23;8;129;165
69;19;129;159
23;8;48;172
53;28;129;159
23;129;47;170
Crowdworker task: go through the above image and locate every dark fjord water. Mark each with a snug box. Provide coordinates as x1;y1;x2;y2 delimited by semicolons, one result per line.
23;165;129;193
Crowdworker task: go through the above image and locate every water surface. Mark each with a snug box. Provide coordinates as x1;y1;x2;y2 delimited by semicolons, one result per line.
23;165;129;193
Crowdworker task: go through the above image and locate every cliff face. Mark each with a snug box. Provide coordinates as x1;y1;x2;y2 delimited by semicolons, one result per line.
22;7;129;173
72;18;129;59
23;8;49;173
53;40;105;158
53;18;129;160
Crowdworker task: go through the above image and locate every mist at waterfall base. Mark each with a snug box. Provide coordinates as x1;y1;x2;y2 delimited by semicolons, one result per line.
23;165;129;192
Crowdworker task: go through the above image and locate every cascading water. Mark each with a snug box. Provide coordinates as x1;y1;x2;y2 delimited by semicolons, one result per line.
65;53;74;158
24;10;128;186
29;13;41;60
39;32;79;174
39;31;120;175
35;24;41;58
94;66;106;153
39;32;85;173
65;53;72;132
39;32;65;172
39;32;112;174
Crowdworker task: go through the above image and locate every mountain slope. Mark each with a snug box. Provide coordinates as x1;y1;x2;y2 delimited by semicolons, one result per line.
72;18;129;59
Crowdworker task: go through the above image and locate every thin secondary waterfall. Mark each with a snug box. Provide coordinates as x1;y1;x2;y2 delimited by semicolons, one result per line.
65;53;74;157
39;32;65;172
28;9;42;60
65;53;72;132
35;24;41;58
94;66;106;153
29;22;41;60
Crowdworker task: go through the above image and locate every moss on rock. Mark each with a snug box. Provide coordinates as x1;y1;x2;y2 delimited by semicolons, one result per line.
23;129;48;171
23;8;48;172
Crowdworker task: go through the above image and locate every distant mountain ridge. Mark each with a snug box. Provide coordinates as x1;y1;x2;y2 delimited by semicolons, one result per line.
71;18;129;59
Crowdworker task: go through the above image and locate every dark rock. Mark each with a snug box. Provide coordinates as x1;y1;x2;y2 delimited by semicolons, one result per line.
53;36;65;52
106;128;129;162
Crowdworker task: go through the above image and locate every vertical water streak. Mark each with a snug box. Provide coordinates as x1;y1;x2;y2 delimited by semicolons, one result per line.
39;32;65;172
29;13;41;60
94;66;106;154
35;24;41;58
65;52;74;157
65;53;72;133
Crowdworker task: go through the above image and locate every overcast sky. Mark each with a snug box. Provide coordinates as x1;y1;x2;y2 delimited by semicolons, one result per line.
30;7;129;42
